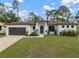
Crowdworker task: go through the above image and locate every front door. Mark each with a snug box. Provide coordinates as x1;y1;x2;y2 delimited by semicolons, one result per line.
40;26;44;34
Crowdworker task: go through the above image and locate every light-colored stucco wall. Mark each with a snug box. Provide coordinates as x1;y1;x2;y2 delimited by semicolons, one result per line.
77;25;79;32
57;25;77;35
28;25;36;35
6;25;37;35
5;24;77;36
6;25;31;35
36;22;48;35
48;25;59;35
0;22;6;33
44;22;48;35
0;26;6;33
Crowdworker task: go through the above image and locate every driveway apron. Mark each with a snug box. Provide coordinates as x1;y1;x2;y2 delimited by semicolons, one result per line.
0;36;24;52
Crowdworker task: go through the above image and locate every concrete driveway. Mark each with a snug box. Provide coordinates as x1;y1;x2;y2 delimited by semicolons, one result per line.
0;36;24;52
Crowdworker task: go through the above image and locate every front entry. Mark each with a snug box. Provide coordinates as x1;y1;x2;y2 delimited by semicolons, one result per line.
40;26;44;34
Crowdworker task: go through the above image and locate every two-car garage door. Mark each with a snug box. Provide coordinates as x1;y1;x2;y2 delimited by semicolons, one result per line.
9;27;26;35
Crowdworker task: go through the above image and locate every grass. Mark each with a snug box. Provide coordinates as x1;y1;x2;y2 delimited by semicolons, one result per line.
0;35;79;58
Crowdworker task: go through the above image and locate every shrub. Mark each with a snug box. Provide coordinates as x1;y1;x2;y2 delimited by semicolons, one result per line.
60;30;77;36
25;31;28;36
29;31;38;36
77;32;79;35
60;30;68;36
0;33;5;35
47;29;50;35
68;30;77;36
35;29;38;32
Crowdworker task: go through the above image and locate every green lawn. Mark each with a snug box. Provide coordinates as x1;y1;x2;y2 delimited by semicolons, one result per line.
0;36;79;58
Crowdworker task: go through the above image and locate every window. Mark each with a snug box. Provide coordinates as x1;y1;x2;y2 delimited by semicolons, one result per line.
33;26;35;30
67;25;69;28
49;26;54;31
0;26;1;30
62;25;64;28
71;25;74;28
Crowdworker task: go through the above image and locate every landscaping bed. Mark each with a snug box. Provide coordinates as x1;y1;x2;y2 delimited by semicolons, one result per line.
0;35;5;38
25;35;44;38
0;33;5;38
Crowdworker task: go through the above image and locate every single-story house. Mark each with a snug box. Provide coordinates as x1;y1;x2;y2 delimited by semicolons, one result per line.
5;20;78;36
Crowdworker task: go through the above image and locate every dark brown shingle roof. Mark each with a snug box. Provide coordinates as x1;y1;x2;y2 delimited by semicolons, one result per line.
6;20;78;25
48;20;78;25
6;22;35;25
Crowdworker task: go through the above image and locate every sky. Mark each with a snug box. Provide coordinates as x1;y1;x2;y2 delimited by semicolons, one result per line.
0;0;79;19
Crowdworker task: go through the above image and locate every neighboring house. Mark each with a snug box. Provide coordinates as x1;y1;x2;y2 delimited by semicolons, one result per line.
0;22;6;33
5;20;78;36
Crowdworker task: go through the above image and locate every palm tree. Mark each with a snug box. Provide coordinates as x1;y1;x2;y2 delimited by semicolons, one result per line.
49;10;60;21
58;5;71;21
76;11;79;19
53;10;60;21
75;11;79;22
27;12;41;22
50;10;56;20
46;10;51;21
0;3;5;15
12;0;19;16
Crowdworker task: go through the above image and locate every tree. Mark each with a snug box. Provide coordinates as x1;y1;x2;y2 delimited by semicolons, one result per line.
0;10;20;23
50;10;61;21
45;10;51;20
12;0;19;16
58;6;71;21
75;11;79;22
0;3;5;16
50;10;56;20
0;3;5;22
27;12;41;22
76;11;79;19
0;2;20;23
